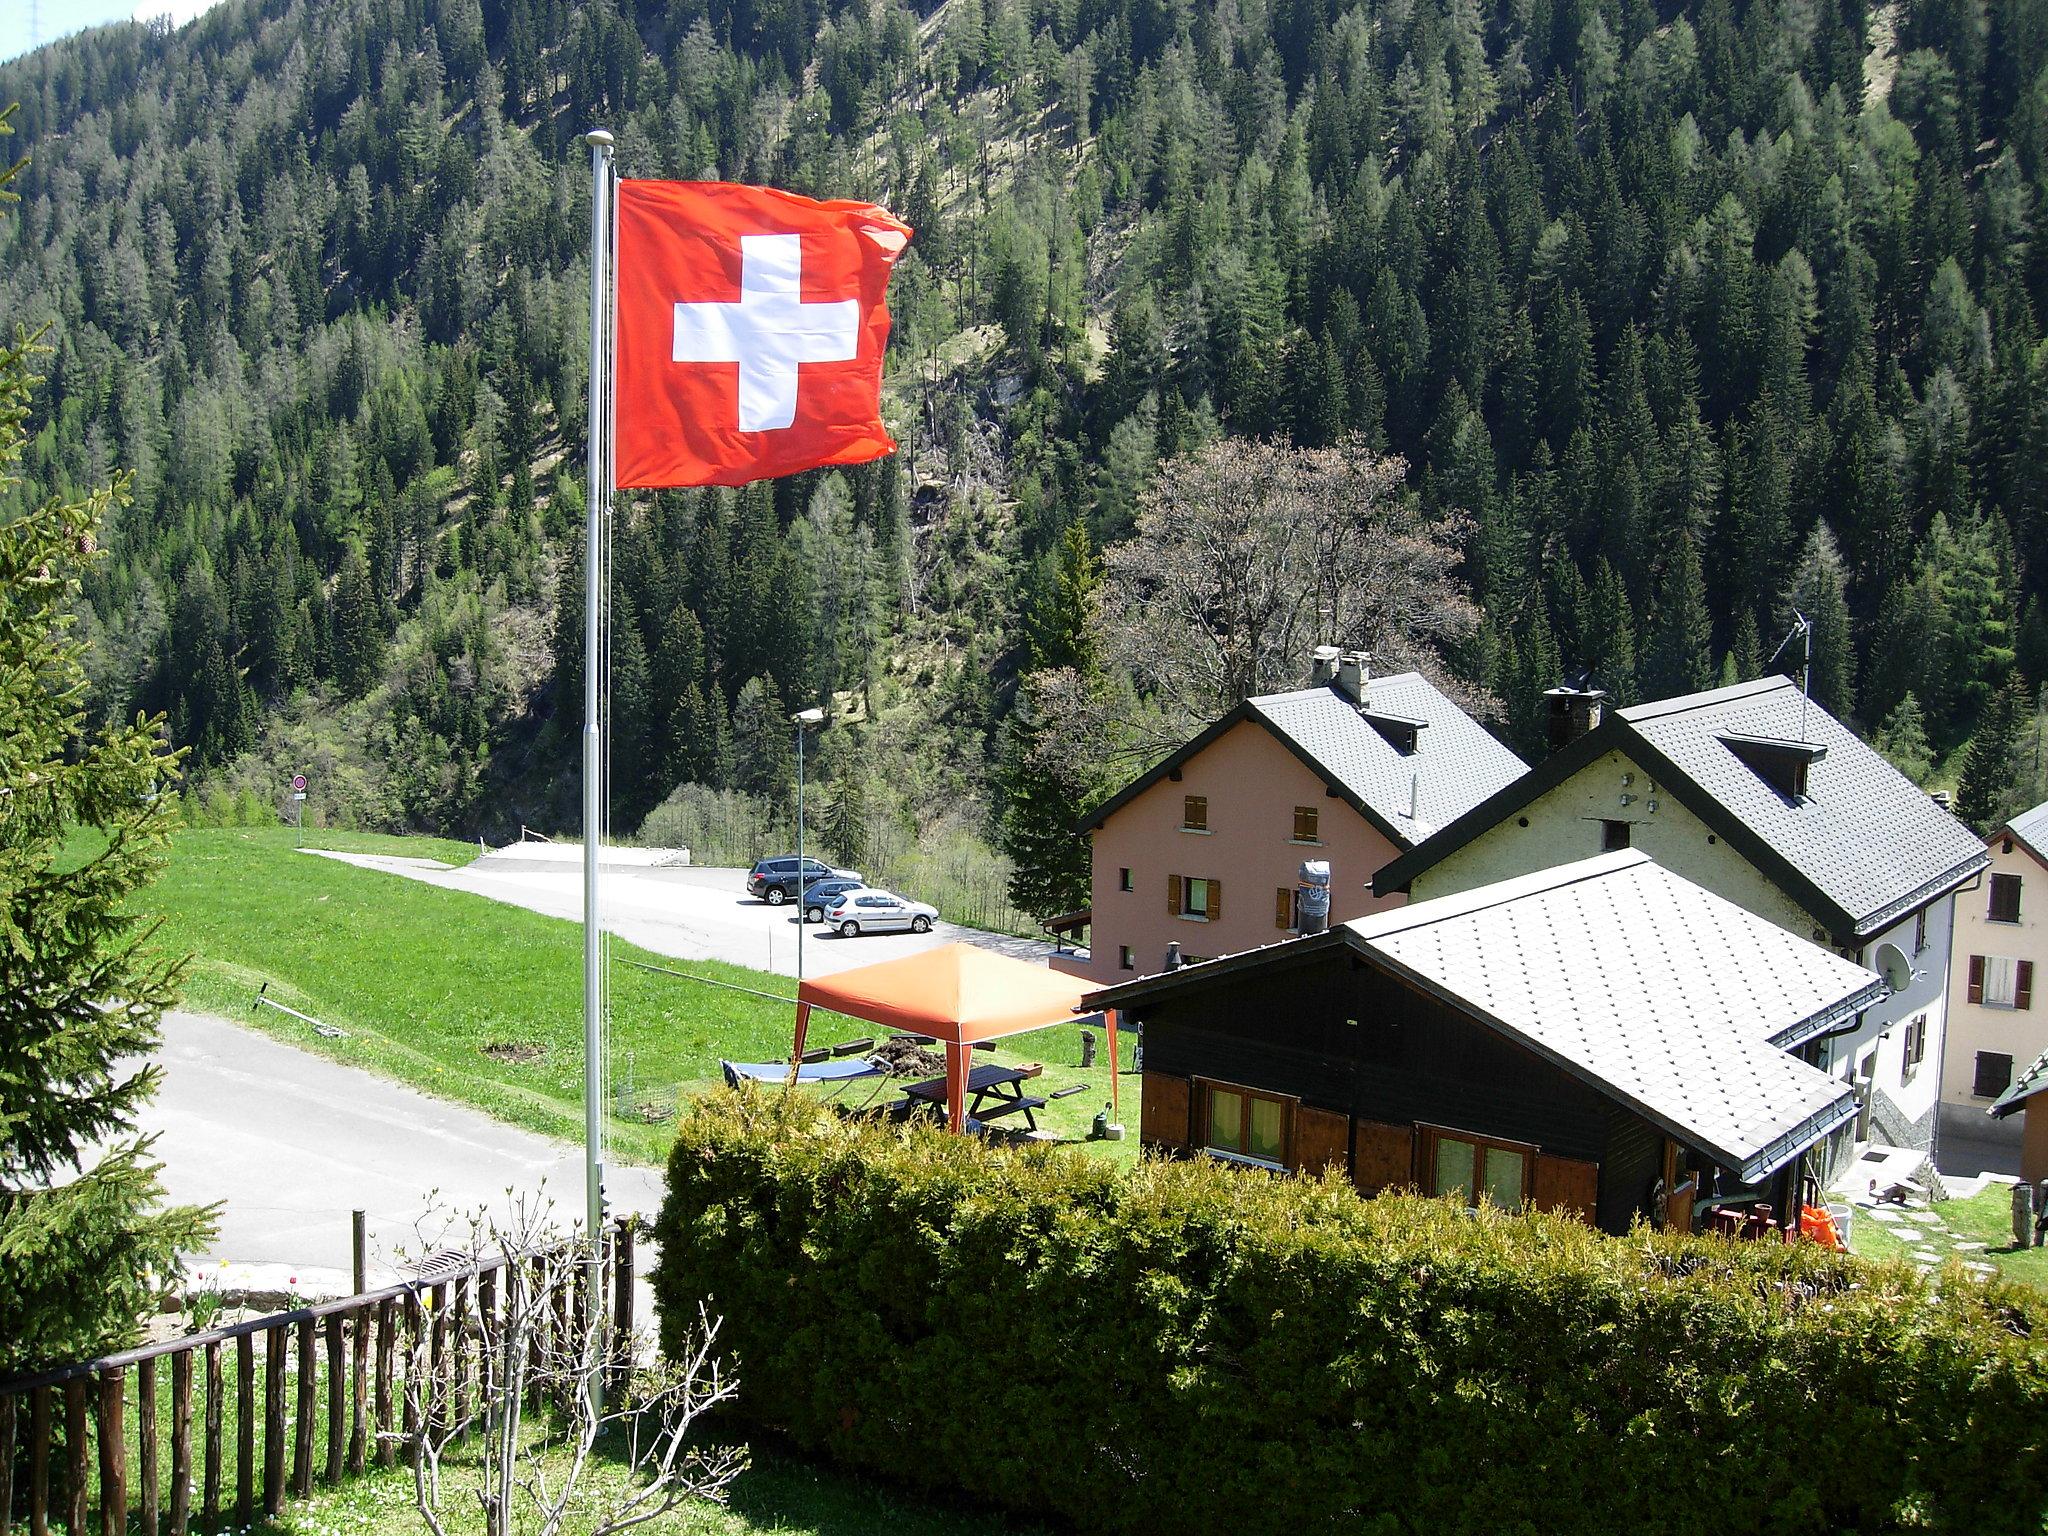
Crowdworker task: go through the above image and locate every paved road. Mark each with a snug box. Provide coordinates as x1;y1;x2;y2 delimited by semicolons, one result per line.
145;1010;664;1294
306;843;1059;978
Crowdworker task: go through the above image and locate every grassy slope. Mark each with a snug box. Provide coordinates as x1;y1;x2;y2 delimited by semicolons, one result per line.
148;829;1133;1166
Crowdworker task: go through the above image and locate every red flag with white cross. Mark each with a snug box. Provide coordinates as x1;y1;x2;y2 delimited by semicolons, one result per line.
611;181;912;489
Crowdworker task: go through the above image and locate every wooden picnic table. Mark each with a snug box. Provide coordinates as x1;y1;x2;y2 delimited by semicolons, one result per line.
900;1062;1046;1131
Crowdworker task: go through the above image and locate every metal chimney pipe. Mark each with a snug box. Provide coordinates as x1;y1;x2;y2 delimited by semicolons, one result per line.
1297;860;1331;936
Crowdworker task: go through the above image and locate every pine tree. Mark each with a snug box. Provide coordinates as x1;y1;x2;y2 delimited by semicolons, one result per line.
999;519;1104;919
1955;675;2029;831
1873;693;1936;784
1;313;212;1371
1643;534;1714;699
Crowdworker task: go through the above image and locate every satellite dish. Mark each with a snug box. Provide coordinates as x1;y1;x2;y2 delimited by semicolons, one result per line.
1874;942;1913;995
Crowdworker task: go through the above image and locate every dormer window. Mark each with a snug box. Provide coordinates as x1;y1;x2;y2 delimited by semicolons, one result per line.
1718;732;1826;800
1362;711;1427;757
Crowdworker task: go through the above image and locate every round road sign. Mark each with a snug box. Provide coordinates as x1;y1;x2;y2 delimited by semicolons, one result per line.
291;774;307;791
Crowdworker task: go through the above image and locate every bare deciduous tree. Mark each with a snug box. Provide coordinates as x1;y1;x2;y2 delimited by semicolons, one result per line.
396;1199;744;1536
1047;436;1487;769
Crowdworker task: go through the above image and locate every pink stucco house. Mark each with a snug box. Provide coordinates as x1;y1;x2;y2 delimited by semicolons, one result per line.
1058;650;1526;983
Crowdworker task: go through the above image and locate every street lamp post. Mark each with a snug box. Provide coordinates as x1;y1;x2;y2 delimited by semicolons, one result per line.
792;707;826;986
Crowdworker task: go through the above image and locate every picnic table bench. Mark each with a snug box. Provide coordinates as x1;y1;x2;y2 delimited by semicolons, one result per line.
900;1062;1046;1131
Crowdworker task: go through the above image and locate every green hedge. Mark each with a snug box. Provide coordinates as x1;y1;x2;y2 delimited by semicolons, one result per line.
656;1093;2048;1535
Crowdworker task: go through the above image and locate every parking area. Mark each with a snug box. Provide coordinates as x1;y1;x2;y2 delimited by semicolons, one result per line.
304;842;1056;978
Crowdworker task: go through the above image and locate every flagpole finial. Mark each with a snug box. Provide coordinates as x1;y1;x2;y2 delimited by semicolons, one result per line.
584;128;615;148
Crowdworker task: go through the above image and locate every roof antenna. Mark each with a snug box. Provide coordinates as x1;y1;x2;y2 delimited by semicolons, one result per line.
1764;612;1814;742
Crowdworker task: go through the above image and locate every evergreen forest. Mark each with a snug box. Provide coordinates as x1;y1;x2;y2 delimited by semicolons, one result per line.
4;0;2047;921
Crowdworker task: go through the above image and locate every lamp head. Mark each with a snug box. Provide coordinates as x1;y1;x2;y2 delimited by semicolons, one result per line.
792;707;826;726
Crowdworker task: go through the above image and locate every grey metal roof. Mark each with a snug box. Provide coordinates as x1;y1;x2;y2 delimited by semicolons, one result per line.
1990;1044;2048;1118
1248;674;1527;845
1617;678;1990;935
2003;799;2048;868
1348;852;1871;1180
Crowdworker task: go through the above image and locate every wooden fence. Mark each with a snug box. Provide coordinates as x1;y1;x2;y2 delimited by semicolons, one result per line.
0;1220;637;1536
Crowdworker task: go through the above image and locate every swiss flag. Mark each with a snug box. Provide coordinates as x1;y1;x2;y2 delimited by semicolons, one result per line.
612;181;912;489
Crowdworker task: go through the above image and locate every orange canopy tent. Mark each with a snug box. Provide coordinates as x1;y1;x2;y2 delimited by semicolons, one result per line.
791;943;1116;1132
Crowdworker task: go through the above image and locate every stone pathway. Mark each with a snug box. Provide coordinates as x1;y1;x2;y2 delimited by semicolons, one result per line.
1856;1195;2002;1278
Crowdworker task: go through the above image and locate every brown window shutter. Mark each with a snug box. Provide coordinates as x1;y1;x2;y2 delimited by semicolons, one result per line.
1968;954;1985;1004
1209;879;1222;920
2019;960;2034;1011
1167;874;1181;916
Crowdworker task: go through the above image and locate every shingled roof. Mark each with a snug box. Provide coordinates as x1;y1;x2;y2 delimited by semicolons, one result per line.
1085;672;1526;849
1087;851;1874;1181
2002;799;2048;868
1375;677;1989;940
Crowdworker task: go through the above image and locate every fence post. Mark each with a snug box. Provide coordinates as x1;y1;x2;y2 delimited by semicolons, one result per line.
374;1300;395;1470
351;1212;367;1297
262;1329;285;1517
292;1318;315;1498
95;1369;125;1536
29;1385;49;1536
168;1352;192;1536
324;1316;344;1483
63;1378;87;1536
224;1338;242;1530
349;1305;368;1474
136;1358;158;1536
611;1218;635;1398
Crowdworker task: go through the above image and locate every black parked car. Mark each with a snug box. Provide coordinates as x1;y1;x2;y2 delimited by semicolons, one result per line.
746;856;862;906
802;878;867;922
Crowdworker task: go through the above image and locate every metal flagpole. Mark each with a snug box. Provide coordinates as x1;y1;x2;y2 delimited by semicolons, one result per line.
581;127;614;1406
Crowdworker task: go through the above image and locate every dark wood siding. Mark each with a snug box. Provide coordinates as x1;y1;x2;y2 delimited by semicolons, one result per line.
1598;1107;1663;1231
1294;1106;1350;1174
1139;952;1613;1162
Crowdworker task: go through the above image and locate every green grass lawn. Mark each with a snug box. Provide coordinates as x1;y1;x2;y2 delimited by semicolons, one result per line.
227;1435;1057;1536
1845;1183;2048;1291
144;829;1134;1167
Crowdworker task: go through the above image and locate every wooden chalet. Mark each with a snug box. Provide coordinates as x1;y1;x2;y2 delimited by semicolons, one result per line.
1085;851;1886;1235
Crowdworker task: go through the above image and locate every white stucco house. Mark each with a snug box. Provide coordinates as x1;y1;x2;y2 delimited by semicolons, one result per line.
1373;677;1991;1176
1942;799;2048;1164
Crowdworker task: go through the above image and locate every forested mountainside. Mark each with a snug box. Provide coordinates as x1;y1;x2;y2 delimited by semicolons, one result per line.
3;0;2046;911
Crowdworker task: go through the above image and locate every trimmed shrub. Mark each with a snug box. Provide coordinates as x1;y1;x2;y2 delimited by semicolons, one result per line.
657;1093;2048;1536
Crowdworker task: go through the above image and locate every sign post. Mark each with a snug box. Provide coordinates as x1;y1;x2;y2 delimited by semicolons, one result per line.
290;774;307;828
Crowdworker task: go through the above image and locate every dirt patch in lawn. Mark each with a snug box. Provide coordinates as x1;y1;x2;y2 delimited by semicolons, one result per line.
482;1040;547;1065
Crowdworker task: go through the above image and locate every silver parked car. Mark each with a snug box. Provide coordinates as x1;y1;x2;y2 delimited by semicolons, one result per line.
824;888;937;936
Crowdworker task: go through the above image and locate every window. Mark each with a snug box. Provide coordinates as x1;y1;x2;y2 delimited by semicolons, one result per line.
1990;873;2023;923
1975;1051;2015;1099
1974;955;2029;1008
1602;819;1631;851
1118;866;1133;892
1202;1082;1290;1166
1169;874;1221;920
1118;945;1134;971
1182;795;1209;831
1275;886;1296;930
1423;1126;1532;1212
1292;805;1320;842
1901;1015;1927;1084
1914;907;1928;955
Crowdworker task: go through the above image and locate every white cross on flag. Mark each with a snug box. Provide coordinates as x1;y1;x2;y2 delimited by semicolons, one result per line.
614;181;912;488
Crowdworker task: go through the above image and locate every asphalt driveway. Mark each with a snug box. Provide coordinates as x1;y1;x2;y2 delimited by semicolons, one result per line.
143;1009;664;1293
305;843;1057;978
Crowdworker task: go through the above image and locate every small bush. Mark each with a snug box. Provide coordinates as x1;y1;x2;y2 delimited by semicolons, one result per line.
656;1093;2048;1536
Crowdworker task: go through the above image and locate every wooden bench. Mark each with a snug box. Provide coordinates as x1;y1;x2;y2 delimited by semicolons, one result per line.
974;1095;1047;1130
